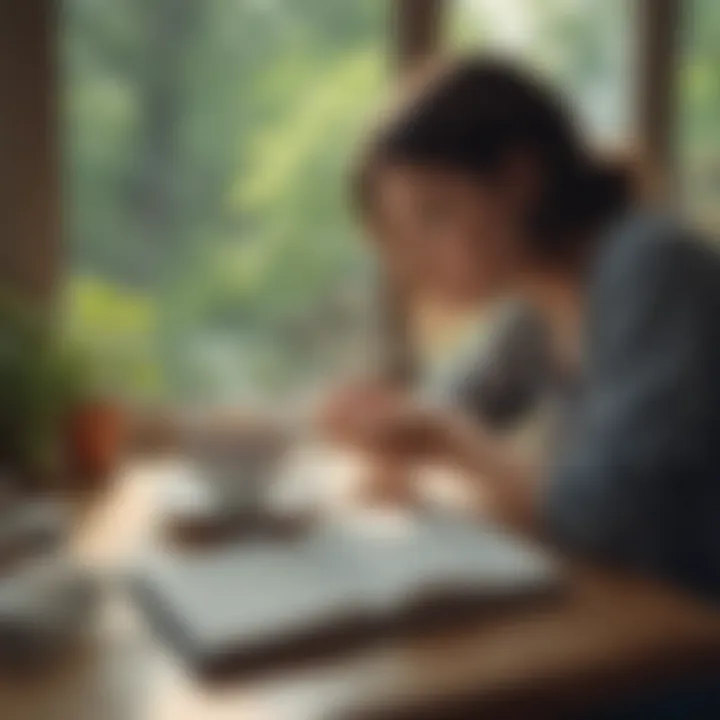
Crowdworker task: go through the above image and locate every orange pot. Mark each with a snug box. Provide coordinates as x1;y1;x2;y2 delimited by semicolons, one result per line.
67;400;124;483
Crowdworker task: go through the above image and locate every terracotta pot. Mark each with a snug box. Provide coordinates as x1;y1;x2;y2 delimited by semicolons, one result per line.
66;400;124;484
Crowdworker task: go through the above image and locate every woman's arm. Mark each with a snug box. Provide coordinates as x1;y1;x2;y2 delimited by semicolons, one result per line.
320;307;551;519
322;386;545;530
433;410;544;532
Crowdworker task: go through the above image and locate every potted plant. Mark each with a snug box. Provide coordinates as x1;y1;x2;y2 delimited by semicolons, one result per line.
59;279;161;485
0;288;129;491
61;347;126;486
0;290;84;489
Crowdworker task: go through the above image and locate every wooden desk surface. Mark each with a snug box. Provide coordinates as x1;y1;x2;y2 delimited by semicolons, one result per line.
4;455;720;720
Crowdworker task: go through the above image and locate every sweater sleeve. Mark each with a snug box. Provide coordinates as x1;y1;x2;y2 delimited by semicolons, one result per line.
545;221;713;578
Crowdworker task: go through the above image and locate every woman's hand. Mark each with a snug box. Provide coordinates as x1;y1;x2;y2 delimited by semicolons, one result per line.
319;382;543;531
319;382;451;460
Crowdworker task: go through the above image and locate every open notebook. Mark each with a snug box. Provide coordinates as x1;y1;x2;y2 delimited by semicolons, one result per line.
131;516;561;676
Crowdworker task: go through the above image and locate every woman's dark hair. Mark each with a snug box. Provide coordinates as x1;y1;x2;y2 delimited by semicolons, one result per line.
354;56;631;261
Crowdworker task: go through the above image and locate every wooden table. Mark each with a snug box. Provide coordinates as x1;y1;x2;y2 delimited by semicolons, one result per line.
4;454;720;720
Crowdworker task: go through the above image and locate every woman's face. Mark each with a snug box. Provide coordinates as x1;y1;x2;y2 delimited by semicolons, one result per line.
368;164;530;309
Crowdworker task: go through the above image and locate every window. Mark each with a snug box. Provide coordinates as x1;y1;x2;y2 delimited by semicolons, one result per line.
450;0;636;147
678;0;720;233
63;0;387;407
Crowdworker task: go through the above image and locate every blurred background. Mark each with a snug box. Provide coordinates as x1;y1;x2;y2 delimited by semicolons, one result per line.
57;0;720;410
62;0;386;407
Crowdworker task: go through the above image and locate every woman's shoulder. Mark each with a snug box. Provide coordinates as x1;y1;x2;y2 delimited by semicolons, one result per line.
592;210;720;300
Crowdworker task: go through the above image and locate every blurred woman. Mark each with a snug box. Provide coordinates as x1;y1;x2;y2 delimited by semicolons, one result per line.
326;57;720;599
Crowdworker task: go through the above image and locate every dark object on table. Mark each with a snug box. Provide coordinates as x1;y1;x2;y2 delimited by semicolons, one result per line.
0;557;98;672
0;496;69;568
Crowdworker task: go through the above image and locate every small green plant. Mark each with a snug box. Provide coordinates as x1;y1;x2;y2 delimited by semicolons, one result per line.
0;289;90;485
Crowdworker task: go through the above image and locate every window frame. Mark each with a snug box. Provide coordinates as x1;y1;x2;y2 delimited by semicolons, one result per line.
0;0;59;304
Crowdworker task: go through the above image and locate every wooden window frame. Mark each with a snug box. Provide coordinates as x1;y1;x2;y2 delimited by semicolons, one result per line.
635;0;682;205
0;0;59;304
